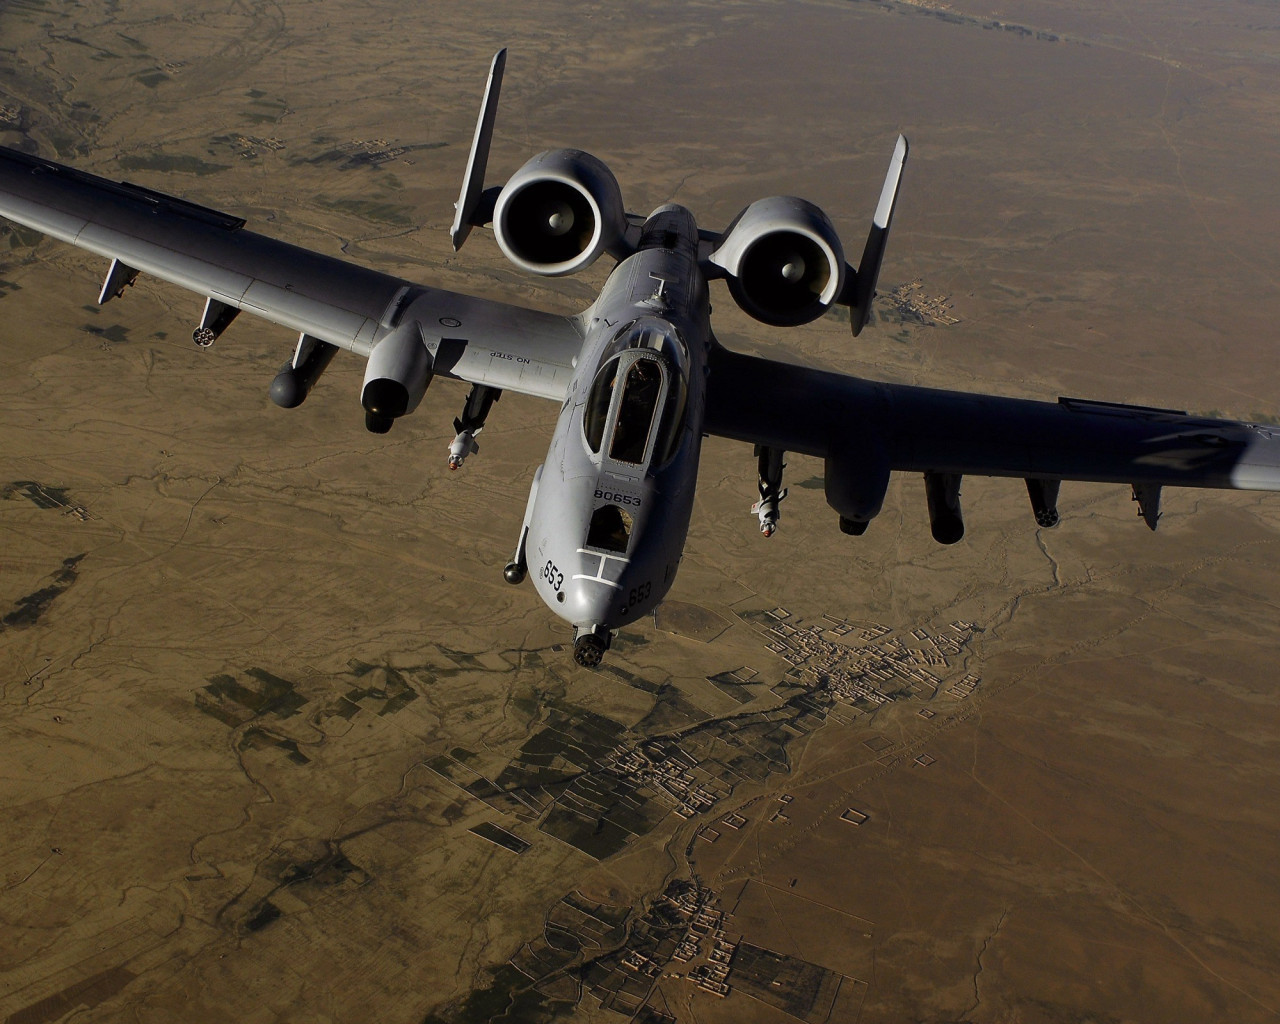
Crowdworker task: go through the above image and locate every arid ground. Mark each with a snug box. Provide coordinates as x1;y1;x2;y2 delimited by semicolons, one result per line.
3;1;1280;1021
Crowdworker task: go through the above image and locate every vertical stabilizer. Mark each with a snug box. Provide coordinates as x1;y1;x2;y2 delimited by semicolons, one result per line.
450;48;507;251
846;134;908;337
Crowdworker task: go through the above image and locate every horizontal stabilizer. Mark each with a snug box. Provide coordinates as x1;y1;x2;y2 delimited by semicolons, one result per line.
450;48;507;251
846;134;908;337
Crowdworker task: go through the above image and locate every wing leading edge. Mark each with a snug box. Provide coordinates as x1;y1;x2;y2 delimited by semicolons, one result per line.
0;145;584;400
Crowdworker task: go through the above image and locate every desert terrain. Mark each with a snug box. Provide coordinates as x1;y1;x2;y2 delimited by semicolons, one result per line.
2;1;1280;1021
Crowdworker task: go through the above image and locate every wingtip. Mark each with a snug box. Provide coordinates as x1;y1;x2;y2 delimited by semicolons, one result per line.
890;135;908;172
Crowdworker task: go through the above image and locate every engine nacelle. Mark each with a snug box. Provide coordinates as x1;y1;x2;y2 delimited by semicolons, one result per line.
493;149;627;276
361;321;432;433
710;196;845;327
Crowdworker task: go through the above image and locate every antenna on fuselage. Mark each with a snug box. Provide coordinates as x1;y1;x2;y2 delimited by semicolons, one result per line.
450;48;507;251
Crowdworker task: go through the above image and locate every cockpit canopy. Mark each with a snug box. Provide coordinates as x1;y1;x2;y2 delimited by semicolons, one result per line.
583;319;689;469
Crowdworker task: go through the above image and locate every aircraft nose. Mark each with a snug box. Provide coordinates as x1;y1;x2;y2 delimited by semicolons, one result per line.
560;577;616;629
558;578;622;669
554;547;634;630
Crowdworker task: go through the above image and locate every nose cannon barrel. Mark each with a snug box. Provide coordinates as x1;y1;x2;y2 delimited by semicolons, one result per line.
572;625;612;668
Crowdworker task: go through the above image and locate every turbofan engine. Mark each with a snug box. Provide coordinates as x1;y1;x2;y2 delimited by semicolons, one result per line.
493;149;627;276
710;196;845;327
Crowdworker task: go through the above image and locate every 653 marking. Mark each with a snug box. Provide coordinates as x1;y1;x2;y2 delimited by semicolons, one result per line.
540;559;564;591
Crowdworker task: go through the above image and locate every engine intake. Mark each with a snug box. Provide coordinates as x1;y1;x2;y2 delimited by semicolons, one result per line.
710;196;845;327
493;149;627;276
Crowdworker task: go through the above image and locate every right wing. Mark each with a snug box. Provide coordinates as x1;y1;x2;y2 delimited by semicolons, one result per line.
702;123;1280;534
0;144;585;401
705;344;1280;530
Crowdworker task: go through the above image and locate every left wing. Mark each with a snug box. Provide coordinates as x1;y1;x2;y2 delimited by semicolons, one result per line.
0;145;584;401
705;343;1280;531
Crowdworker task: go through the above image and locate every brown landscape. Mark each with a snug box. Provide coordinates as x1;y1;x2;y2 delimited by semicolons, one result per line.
3;1;1280;1021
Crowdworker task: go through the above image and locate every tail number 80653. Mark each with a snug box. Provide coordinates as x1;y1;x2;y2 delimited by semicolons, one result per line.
595;489;641;507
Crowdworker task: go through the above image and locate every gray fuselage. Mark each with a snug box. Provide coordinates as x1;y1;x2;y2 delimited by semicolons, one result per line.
524;204;710;637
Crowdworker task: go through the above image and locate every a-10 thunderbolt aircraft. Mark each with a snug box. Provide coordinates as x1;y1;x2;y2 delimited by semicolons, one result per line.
2;51;1280;668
